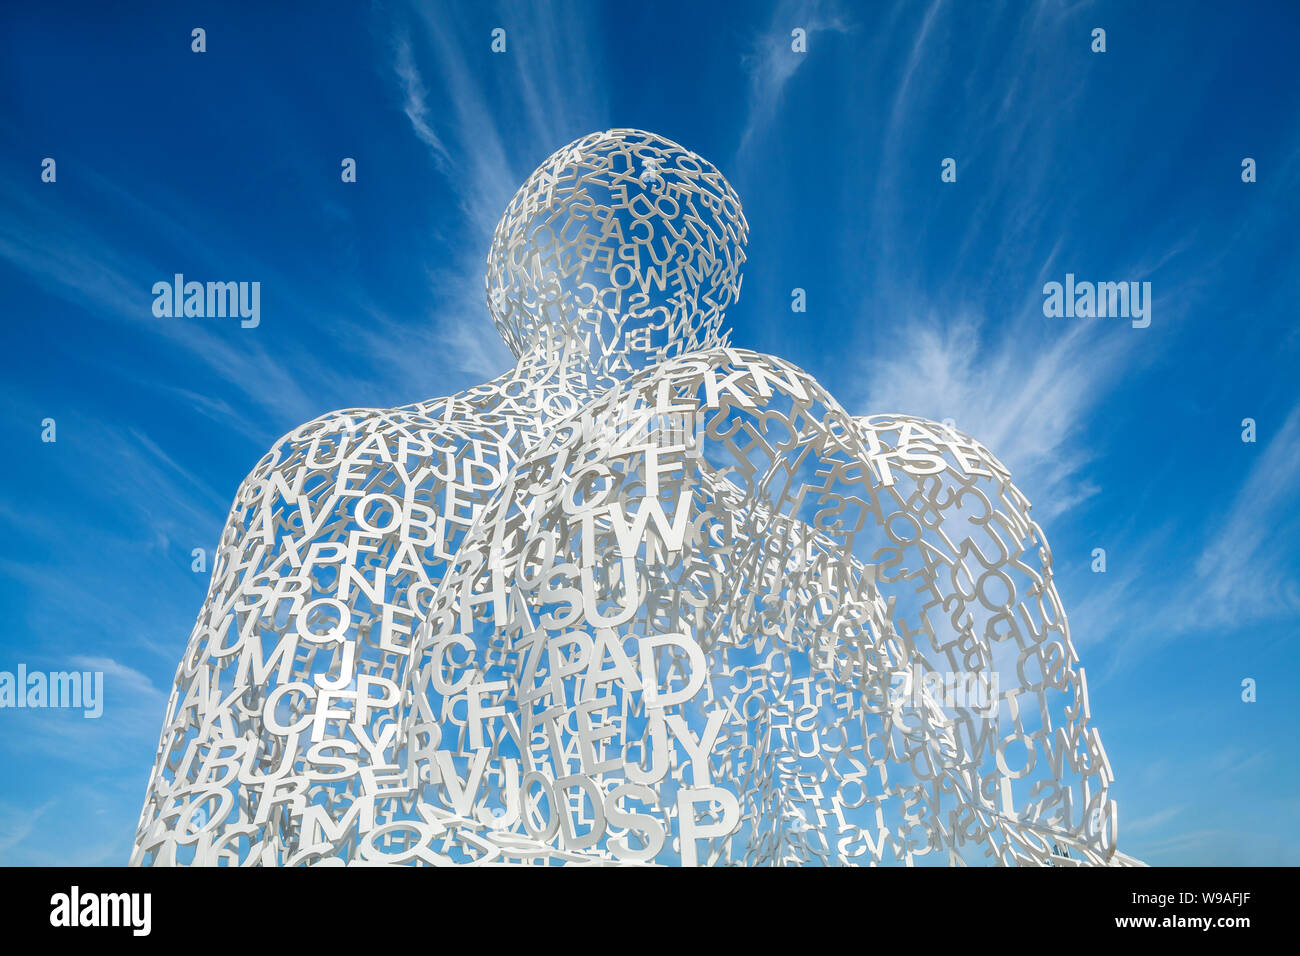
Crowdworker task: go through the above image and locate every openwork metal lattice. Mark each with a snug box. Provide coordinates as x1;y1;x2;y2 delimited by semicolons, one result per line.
133;130;1131;866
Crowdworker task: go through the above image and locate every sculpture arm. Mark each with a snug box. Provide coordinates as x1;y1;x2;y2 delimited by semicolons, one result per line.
847;412;1118;863
132;406;460;865
397;348;1119;865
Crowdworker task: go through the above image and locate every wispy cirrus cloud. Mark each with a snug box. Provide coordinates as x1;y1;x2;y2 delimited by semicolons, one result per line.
0;800;54;860
737;0;853;156
380;0;610;384
1192;404;1300;618
393;32;453;171
856;310;1129;519
0;409;229;661
1090;402;1300;670
0;162;329;433
1123;803;1186;836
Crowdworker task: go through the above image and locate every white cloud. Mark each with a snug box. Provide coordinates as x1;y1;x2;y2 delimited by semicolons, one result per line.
1124;803;1185;836
0;800;54;859
1192;404;1300;618
69;656;163;701
382;1;609;384
1081;403;1300;671
857;310;1128;519
393;32;452;170
738;0;852;156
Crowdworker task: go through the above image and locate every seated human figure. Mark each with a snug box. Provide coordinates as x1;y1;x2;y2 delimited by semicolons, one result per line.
133;129;1131;866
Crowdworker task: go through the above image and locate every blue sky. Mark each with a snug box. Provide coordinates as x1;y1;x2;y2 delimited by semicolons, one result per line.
1;0;1297;865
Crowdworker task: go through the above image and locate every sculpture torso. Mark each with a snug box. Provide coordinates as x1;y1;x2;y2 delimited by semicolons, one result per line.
133;130;1127;866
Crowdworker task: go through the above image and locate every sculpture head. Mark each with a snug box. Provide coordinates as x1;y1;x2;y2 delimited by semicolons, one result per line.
486;129;748;381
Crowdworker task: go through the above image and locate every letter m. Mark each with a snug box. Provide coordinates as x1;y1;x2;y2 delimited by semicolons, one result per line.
50;671;80;708
100;893;130;926
207;281;239;318
299;793;375;848
1097;281;1128;319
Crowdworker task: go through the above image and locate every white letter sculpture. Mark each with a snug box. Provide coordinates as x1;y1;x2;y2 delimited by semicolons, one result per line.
133;129;1135;866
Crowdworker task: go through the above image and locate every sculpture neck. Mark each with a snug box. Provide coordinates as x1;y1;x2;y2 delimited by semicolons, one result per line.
512;327;630;401
511;318;728;401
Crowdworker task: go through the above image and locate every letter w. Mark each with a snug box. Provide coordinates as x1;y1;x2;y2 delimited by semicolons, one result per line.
607;489;694;557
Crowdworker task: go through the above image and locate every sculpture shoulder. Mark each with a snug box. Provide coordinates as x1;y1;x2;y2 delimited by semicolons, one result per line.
625;350;1017;491
226;382;538;500
645;346;836;409
244;402;487;479
548;346;848;447
192;390;543;569
521;350;1022;508
852;413;1017;491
